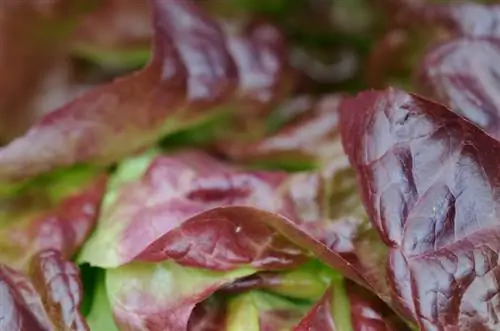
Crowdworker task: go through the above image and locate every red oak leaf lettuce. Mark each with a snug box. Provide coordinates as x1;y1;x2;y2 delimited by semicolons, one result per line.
0;249;88;331
219;92;391;301
0;0;97;143
293;287;339;331
0;0;236;182
78;150;307;270
0;169;106;271
340;88;500;330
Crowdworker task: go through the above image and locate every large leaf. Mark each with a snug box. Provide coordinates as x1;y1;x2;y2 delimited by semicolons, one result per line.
0;0;236;182
220;92;391;301
78;150;306;270
340;88;500;330
419;38;500;140
0;249;89;331
106;260;253;331
0;168;106;271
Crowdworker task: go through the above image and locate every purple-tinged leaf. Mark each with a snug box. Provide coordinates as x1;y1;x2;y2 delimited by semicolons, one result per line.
30;250;88;331
340;87;500;330
0;170;107;271
0;0;236;182
418;37;500;140
347;282;406;331
0;249;89;331
224;21;291;117
78;150;307;270
293;287;337;331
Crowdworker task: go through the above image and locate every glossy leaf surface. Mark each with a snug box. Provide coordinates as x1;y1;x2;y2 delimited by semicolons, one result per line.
340;88;500;330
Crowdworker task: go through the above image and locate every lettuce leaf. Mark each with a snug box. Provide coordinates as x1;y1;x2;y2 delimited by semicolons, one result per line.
0;0;236;182
0;168;106;271
78;150;307;270
0;249;89;331
340;87;500;329
106;260;253;330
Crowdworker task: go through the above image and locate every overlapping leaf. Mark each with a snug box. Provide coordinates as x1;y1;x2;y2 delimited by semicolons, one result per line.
0;0;236;182
340;88;500;330
0;169;106;271
0;249;88;331
106;260;253;331
78;150;307;270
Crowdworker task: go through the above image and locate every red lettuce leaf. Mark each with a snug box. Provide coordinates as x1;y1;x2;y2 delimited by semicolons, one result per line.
347;282;408;331
293;282;405;331
340;87;500;329
0;0;237;182
0;169;107;271
0;0;97;143
0;249;88;331
292;287;338;331
220;92;392;301
418;38;500;140
220;95;343;170
223;20;291;121
78;150;307;270
78;149;377;293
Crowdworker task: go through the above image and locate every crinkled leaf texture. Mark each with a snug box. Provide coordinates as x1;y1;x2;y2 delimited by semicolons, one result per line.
0;0;237;182
105;260;254;331
419;38;500;139
340;88;500;330
0;169;107;271
78;150;307;270
219;92;391;301
0;249;88;331
417;3;500;141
